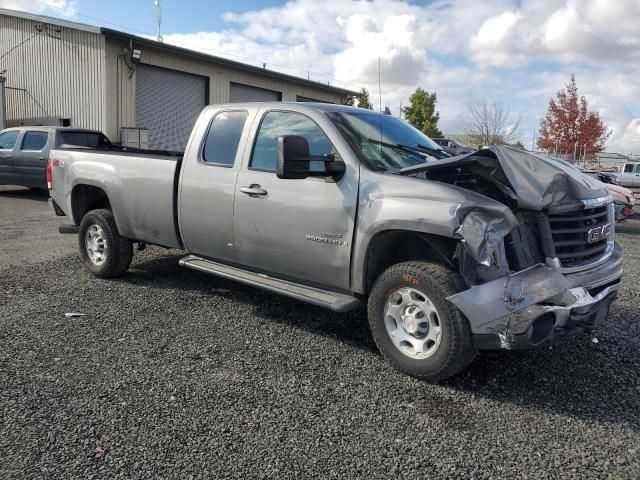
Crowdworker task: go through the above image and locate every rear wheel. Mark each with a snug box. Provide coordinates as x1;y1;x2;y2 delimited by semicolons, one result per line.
367;261;476;381
78;209;133;278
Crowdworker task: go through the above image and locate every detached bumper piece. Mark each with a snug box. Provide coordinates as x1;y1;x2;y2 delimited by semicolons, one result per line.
447;242;623;350
471;285;618;350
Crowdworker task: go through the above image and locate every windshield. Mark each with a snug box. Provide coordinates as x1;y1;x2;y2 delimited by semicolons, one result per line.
327;111;446;171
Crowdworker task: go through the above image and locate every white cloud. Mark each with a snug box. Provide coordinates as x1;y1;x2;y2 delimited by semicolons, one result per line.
470;11;527;67
0;0;77;17
470;0;640;68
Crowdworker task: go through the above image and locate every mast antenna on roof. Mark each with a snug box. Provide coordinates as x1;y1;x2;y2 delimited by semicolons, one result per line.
155;0;163;42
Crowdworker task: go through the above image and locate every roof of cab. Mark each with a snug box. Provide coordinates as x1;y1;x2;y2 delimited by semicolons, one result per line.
204;102;379;114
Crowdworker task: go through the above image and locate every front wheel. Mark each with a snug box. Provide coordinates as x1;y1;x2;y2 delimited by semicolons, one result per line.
367;261;477;381
78;209;133;278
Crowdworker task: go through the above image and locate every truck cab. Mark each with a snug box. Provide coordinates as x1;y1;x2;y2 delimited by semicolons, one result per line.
618;162;640;187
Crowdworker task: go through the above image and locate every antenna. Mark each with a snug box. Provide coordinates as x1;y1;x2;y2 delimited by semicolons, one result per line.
378;57;382;113
155;0;163;42
378;57;383;143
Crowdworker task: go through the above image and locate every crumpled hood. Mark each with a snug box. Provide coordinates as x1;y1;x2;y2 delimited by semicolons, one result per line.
402;145;609;212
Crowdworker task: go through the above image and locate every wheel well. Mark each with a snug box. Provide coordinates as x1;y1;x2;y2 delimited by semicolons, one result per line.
363;230;457;294
71;185;111;224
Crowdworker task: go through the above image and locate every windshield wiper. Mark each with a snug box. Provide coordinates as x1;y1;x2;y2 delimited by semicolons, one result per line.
416;143;452;159
366;138;451;160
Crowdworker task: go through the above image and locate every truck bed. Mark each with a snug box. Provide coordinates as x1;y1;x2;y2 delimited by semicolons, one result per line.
49;147;184;249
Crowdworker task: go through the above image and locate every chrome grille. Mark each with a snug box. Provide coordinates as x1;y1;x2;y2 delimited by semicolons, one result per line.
548;205;611;268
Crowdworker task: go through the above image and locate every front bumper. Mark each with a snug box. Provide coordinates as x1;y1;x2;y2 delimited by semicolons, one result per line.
447;242;623;350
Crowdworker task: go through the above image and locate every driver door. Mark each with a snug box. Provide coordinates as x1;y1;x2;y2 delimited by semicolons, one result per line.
233;109;358;290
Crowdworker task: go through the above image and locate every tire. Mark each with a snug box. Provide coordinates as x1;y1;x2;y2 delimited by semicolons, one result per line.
78;209;133;278
367;261;476;381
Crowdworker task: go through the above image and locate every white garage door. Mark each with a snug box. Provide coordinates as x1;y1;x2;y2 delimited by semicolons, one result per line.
136;64;207;151
230;82;281;103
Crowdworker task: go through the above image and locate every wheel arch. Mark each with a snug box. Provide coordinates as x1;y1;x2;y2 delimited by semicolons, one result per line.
360;229;458;295
71;183;112;225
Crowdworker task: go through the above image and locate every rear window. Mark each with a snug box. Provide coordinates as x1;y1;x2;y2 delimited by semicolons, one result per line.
202;111;248;166
0;131;19;149
58;131;112;148
21;131;48;150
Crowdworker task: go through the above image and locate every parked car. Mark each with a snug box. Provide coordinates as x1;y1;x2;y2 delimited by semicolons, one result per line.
0;127;112;189
613;162;640;187
432;138;475;156
49;103;622;381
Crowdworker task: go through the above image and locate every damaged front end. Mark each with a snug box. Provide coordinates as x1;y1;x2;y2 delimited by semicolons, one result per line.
402;146;623;350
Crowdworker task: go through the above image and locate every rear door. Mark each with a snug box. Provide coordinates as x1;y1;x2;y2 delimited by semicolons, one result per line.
232;108;359;290
13;129;50;188
0;130;20;185
179;108;254;262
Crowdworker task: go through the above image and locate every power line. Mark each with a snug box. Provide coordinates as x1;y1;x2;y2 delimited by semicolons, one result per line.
0;29;42;62
29;0;361;91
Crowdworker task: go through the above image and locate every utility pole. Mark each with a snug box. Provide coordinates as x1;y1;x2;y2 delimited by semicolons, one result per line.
155;0;163;42
531;129;536;151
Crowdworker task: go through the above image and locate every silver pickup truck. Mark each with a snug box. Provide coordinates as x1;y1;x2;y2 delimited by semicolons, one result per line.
49;102;623;381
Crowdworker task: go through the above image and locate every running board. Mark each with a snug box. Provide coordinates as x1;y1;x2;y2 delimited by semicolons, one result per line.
179;255;361;312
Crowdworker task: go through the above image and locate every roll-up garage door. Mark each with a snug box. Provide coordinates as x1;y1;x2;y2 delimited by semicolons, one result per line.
230;82;282;103
135;64;207;152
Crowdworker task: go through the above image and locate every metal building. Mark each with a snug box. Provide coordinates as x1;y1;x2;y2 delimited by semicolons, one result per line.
0;8;355;150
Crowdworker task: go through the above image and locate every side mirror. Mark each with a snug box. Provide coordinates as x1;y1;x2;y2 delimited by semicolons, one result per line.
276;135;346;180
277;135;310;179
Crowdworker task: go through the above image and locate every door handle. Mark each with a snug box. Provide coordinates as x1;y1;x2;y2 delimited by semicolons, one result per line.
240;184;268;196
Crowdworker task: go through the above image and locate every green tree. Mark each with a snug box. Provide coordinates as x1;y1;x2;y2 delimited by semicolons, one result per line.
402;88;443;138
346;87;374;109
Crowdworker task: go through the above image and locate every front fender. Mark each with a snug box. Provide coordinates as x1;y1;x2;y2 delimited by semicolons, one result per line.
351;169;518;293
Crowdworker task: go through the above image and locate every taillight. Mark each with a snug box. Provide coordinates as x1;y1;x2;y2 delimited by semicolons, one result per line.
46;157;53;192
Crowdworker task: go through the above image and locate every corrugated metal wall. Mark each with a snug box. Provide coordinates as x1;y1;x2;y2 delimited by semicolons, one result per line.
0;14;105;130
105;38;348;142
0;77;6;129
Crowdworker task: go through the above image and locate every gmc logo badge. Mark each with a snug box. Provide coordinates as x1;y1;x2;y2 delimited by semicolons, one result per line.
587;223;611;243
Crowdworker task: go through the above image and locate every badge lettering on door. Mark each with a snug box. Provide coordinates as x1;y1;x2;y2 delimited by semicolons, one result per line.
305;233;348;246
587;223;611;243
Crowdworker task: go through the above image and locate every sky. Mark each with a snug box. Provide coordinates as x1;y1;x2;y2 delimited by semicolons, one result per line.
3;0;640;153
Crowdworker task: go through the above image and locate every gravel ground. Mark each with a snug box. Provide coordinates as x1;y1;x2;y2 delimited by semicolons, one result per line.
0;187;639;479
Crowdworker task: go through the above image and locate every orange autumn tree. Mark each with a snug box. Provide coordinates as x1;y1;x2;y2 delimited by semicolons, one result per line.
537;75;610;158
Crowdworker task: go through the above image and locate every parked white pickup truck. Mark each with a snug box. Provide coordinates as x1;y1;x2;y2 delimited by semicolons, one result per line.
614;162;640;187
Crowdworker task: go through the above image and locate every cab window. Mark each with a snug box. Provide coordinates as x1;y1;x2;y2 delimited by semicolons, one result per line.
202;111;248;166
21;131;48;151
250;111;333;172
0;131;19;150
624;164;634;173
